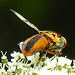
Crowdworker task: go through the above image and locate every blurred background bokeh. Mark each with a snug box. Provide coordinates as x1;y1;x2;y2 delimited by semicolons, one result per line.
0;0;75;61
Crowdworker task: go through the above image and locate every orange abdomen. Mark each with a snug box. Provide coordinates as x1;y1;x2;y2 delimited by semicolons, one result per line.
22;34;48;56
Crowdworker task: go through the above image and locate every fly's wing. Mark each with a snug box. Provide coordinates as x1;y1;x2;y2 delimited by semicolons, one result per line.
10;9;40;33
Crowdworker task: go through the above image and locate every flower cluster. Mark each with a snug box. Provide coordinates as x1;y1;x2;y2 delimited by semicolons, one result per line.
0;51;75;75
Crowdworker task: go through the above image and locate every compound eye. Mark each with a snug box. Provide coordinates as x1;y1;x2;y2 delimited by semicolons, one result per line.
56;38;64;47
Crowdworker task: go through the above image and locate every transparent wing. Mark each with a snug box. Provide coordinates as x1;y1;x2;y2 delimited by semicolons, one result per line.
10;9;40;33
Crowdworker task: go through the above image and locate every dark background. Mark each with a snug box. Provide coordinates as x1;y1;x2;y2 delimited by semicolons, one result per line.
0;0;75;61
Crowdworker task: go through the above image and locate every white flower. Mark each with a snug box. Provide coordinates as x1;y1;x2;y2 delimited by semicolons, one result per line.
51;70;68;75
10;66;16;71
8;62;16;71
1;51;75;75
44;56;57;70
73;60;75;68
11;58;16;62
0;68;6;75
11;51;24;60
17;62;27;71
7;69;12;75
0;63;2;68
26;56;33;61
30;52;40;65
10;51;17;57
58;56;72;66
39;66;52;75
7;62;13;69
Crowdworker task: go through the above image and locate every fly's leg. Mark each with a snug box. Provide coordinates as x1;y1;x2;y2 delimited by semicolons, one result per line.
45;49;62;61
45;49;55;55
36;49;55;66
36;50;44;66
50;50;62;61
23;56;27;63
36;49;62;66
45;49;56;61
55;49;62;56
